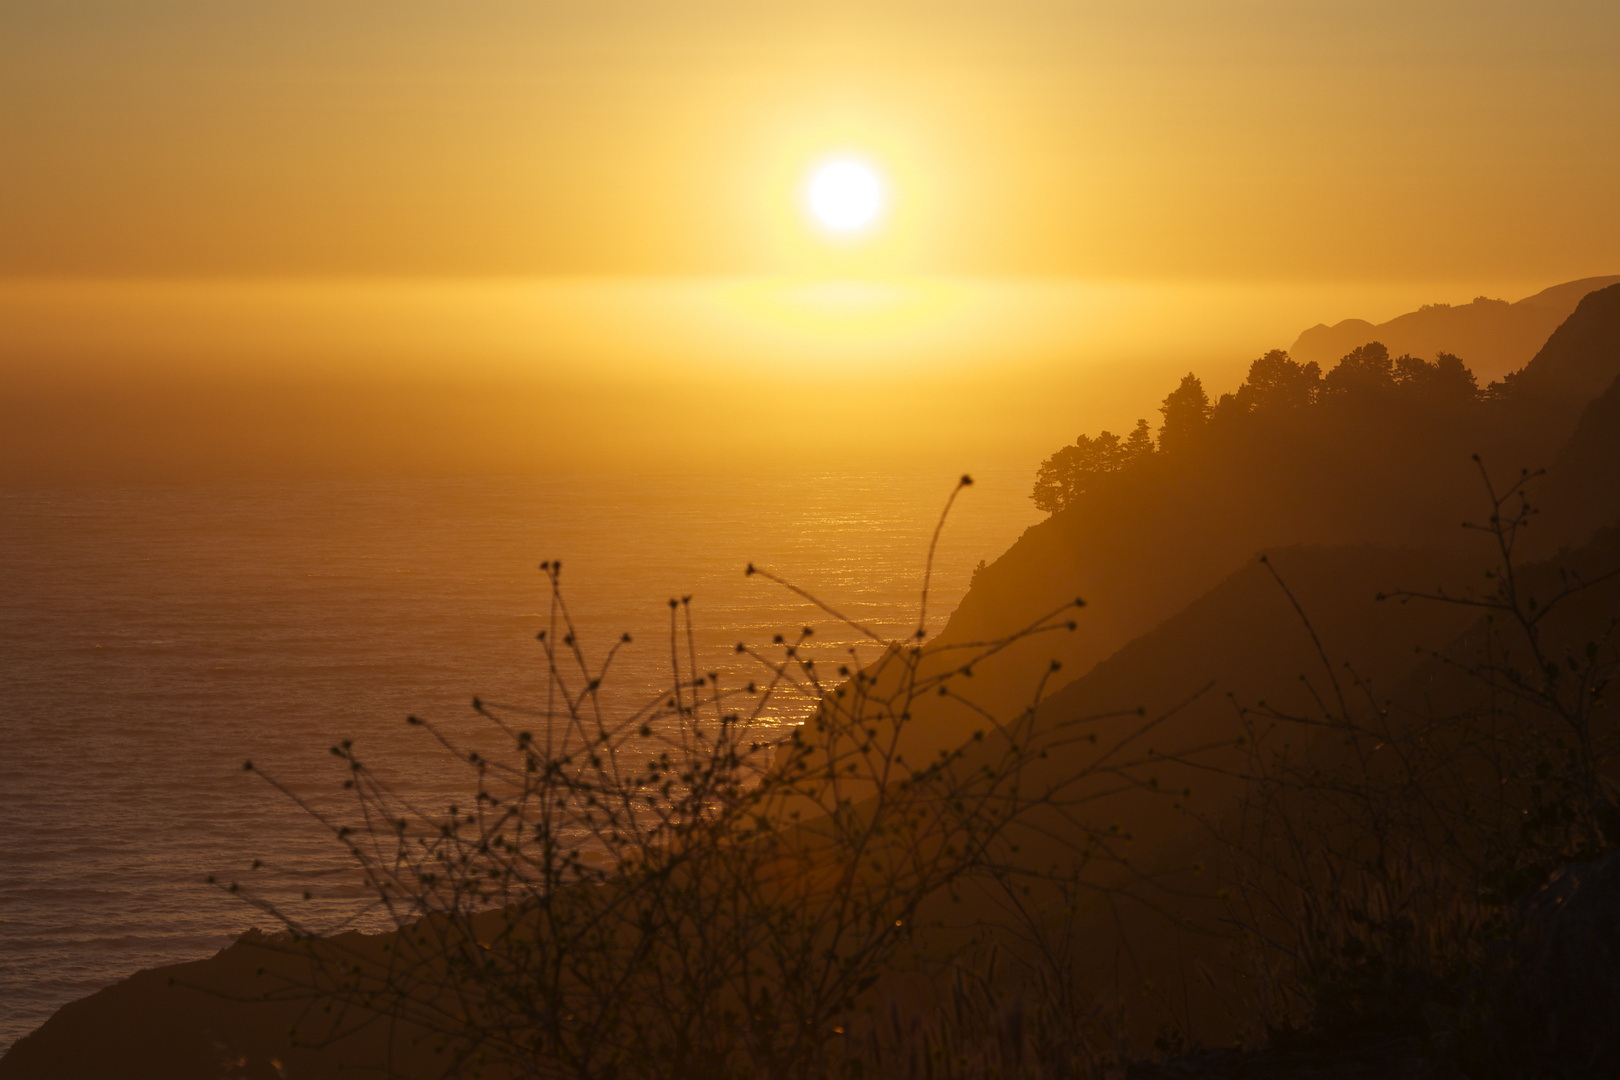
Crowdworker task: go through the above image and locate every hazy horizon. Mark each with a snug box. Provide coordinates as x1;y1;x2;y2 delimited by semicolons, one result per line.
8;1;1615;479
2;272;1599;480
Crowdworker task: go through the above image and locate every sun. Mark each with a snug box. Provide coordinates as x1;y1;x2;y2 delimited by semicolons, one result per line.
806;158;885;235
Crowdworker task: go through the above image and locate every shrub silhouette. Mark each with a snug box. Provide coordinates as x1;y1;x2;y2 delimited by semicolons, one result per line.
225;478;1193;1080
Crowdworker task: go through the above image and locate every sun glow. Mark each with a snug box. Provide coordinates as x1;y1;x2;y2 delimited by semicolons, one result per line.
806;159;885;235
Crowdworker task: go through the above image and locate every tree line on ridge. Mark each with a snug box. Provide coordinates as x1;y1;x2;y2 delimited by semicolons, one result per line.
1034;342;1486;514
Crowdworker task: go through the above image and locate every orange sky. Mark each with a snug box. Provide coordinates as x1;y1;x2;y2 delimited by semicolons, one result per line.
3;0;1617;280
2;2;1617;479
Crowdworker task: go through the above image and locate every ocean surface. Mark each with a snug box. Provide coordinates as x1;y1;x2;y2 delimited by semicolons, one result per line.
0;467;1040;1051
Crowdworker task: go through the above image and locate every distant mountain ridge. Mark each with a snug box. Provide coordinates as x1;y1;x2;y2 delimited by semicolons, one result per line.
1290;274;1620;380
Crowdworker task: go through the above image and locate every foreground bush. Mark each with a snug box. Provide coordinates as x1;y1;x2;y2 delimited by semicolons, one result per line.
218;468;1620;1080
230;479;1175;1080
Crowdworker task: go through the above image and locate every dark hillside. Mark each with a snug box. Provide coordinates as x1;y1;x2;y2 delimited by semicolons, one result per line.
922;519;1620;1053
912;544;1485;1040
1500;281;1620;429
918;284;1620;740
1538;371;1620;550
0;927;410;1080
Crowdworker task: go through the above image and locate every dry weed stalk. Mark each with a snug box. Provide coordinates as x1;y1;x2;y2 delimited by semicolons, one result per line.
223;477;1187;1080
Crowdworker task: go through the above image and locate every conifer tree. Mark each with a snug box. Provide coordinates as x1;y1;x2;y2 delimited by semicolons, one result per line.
1124;418;1155;460
1157;373;1210;454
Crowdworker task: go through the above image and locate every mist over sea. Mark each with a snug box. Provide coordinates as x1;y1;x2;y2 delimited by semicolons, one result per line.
0;468;1039;1050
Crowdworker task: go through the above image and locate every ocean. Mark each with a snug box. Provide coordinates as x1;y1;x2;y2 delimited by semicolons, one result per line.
0;466;1040;1051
